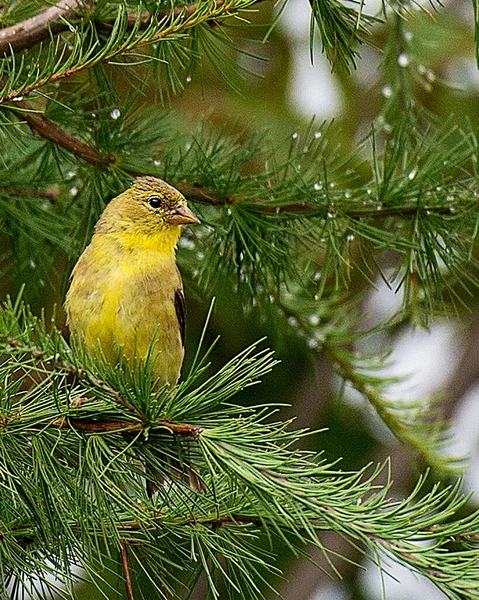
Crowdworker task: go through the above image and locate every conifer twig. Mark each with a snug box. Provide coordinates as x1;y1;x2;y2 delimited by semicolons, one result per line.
120;540;135;600
0;186;60;201
0;0;268;55
0;0;92;54
0;105;463;221
0;0;261;105
50;417;203;437
4;99;115;167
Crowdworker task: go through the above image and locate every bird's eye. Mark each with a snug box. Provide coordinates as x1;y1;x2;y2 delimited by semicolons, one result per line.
148;196;163;209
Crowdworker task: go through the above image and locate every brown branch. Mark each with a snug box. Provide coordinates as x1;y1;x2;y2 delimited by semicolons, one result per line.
0;186;60;201
4;99;115;167
0;0;94;55
120;540;135;600
0;0;257;105
5;339;203;437
51;416;204;438
75;369;144;420
0;103;463;220
117;514;261;532
0;1;230;56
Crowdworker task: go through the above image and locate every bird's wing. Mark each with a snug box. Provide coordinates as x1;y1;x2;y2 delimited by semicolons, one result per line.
174;288;186;347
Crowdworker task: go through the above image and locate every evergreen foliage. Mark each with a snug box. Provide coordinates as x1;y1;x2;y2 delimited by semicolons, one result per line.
0;0;479;598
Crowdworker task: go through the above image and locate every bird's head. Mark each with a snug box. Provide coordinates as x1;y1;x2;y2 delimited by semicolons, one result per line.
95;177;199;246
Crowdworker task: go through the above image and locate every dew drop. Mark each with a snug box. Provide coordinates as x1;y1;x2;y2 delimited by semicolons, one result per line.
398;53;409;67
382;85;393;98
287;316;298;327
110;108;121;120
179;237;195;250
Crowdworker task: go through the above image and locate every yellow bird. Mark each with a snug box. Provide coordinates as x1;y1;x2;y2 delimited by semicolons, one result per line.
65;176;199;386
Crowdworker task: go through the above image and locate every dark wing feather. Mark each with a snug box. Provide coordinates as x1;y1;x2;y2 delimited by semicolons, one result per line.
174;288;186;347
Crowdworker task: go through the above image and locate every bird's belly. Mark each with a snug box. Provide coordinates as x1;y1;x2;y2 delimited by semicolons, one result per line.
70;259;183;386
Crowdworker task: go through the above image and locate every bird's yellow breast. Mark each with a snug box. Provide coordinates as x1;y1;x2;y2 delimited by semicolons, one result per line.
65;230;184;387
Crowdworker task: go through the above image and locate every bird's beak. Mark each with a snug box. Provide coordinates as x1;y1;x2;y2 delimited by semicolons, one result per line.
168;204;200;225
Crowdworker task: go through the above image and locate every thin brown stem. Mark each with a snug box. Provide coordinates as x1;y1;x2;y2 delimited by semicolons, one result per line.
0;186;60;201
120;540;135;600
50;416;204;438
4;99;115;167
75;369;144;420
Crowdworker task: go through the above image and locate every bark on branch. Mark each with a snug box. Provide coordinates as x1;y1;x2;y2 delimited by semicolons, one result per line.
4;99;115;167
0;0;93;54
0;0;232;56
52;417;204;438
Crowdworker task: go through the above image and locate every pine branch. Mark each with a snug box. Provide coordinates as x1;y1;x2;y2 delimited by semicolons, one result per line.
2;299;479;599
4;98;115;167
49;416;203;436
120;540;135;600
0;0;92;55
0;0;267;55
323;344;458;472
0;0;261;105
0;186;60;201
0;102;465;223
